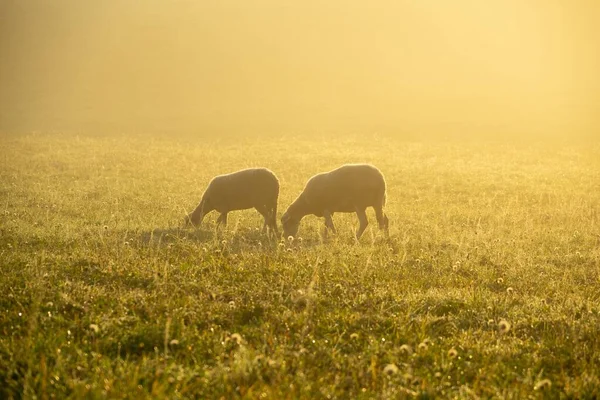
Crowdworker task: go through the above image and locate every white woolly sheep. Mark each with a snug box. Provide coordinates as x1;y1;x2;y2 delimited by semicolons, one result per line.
186;168;279;235
281;164;389;240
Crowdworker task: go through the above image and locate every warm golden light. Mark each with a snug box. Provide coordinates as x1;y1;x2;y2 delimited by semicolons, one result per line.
1;3;599;397
1;0;598;138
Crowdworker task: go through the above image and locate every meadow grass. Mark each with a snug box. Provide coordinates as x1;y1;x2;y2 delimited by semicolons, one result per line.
1;132;599;399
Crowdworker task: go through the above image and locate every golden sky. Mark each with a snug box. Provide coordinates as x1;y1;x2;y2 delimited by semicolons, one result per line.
1;0;598;138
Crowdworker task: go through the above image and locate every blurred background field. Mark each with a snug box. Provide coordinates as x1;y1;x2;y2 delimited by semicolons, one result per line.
1;1;599;140
1;132;599;398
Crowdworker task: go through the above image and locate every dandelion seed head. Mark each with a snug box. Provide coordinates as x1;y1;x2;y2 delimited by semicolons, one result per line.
399;344;413;355
230;333;243;345
418;342;428;352
89;324;99;333
169;339;179;346
287;235;294;242
499;319;511;334
383;363;399;375
448;348;458;358
497;278;504;284
506;287;514;295
350;333;359;340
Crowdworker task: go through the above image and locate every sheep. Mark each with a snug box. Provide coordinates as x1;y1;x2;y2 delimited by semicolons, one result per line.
281;164;389;240
185;168;279;235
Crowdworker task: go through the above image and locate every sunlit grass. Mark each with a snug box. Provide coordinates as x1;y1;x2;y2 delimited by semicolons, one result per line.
1;132;599;398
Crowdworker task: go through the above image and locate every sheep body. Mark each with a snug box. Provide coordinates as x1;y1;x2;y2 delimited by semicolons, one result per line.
281;164;389;239
186;168;279;234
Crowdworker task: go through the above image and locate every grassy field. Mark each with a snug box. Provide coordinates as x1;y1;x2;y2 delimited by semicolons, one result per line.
1;132;599;399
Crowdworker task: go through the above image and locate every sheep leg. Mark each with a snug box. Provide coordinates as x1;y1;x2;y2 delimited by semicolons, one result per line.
216;212;228;228
257;205;279;237
374;205;389;235
322;225;329;240
255;206;270;234
269;204;279;237
355;208;369;240
268;212;279;236
323;210;337;234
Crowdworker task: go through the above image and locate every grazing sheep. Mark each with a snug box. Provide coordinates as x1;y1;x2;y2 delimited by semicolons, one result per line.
281;164;389;240
185;168;279;235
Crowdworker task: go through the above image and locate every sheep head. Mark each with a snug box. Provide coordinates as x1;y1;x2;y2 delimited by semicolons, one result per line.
183;209;205;227
281;211;300;238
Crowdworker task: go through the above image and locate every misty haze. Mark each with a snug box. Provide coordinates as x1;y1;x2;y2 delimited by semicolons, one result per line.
1;1;599;398
1;0;598;137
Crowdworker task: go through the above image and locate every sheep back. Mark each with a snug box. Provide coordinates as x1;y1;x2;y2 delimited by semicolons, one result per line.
204;168;279;212
301;164;386;215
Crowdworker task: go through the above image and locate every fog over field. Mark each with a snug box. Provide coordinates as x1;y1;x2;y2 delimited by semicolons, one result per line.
1;1;600;399
1;0;599;138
